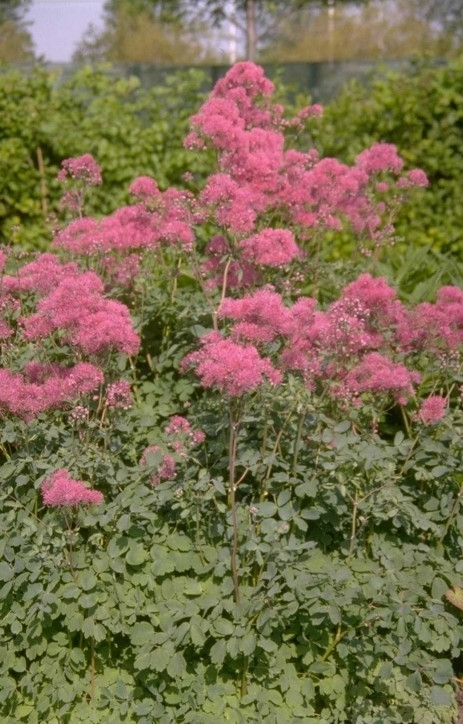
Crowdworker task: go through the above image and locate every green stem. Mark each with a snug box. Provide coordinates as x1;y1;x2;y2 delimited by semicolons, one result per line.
347;493;358;563
228;402;241;605
321;625;348;662
292;412;305;474
438;485;463;545
241;655;249;697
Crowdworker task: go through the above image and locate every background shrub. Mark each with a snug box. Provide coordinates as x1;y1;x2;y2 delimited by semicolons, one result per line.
310;57;463;256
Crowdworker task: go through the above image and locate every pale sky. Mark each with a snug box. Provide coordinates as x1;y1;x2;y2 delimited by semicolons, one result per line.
26;0;106;62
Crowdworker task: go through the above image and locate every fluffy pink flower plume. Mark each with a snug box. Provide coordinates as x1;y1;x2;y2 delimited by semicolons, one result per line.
20;268;140;356
57;154;102;186
181;331;282;397
0;362;103;420
129;176;160;200
219;288;292;343
342;352;421;404
2;253;80;296
54;190;194;256
356;143;404;175
239;229;300;267
418;395;447;424
42;469;104;507
184;62;427;251
409;286;463;352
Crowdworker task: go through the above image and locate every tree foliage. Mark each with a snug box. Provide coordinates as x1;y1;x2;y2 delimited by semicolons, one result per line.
99;0;378;62
0;17;35;61
262;0;457;62
73;6;215;64
0;0;29;23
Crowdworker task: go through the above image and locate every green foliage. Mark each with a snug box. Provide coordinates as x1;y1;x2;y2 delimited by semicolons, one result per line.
310;57;463;256
0;65;211;248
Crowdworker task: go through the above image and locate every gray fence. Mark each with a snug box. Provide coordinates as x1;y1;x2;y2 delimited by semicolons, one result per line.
13;58;443;102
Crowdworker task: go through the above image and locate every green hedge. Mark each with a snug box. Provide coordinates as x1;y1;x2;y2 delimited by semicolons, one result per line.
0;66;211;248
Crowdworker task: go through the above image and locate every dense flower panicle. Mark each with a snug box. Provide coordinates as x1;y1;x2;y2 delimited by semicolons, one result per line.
129;176;160;200
355;143;404;175
22;272;140;356
55;186;194;257
418;395;447;424
71;301;141;356
0;362;104;420
342;352;421;404
408;286;463;351
199;175;260;234
185;62;427;254
57;154;102;186
406;169;429;187
42;469;104;507
337;274;410;343
181;331;282;397
219;289;292;342
53;206;158;255
239;229;300;267
106;380;132;410
2;254;80;296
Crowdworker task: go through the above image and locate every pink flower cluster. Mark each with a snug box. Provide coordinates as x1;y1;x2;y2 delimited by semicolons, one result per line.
0;362;103;421
2;255;140;357
185;61;428;272
418;395;447;424
183;273;463;406
0;253;140;420
140;415;205;486
181;331;282;397
42;469;104;507
54;184;194;257
106;380;132;410
57;154;102;186
165;415;206;448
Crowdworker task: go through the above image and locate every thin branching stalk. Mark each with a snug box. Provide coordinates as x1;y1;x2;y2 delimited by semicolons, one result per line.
228;401;241;606
438;484;463;545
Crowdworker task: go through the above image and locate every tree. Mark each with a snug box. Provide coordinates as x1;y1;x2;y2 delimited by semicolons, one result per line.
0;18;35;61
261;0;455;62
412;0;463;45
0;0;34;62
73;5;217;64
0;0;30;23
98;0;380;63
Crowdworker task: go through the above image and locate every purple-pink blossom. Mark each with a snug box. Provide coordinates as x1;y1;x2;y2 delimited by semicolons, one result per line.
181;332;282;397
239;229;300;267
57;154;102;186
418;395;447;424
106;380;132;410
42;469;104;507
